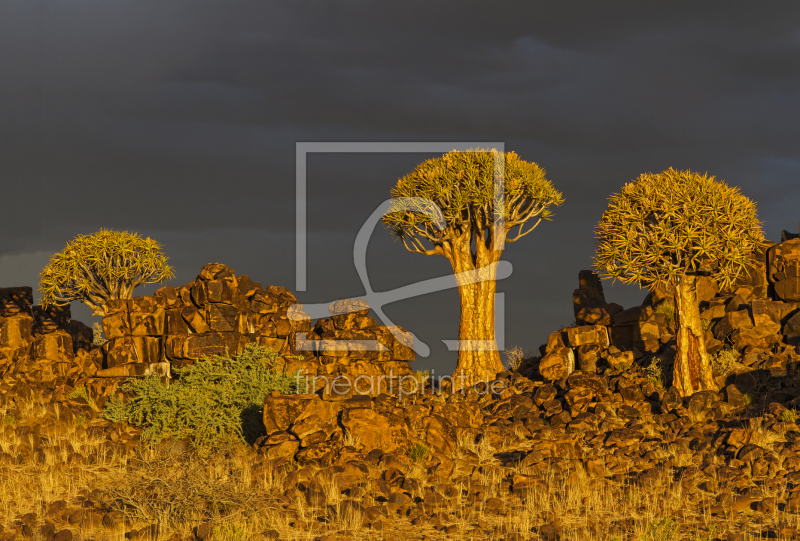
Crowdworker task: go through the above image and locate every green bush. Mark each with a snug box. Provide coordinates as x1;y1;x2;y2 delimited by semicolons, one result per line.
101;344;300;447
409;443;429;463
644;357;665;389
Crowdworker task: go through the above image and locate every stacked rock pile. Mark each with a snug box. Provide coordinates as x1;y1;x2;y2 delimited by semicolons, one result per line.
96;262;418;385
0;287;97;382
528;231;800;389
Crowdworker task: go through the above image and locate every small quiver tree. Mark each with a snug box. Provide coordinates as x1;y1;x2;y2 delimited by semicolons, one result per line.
384;149;563;387
595;168;764;396
40;229;174;317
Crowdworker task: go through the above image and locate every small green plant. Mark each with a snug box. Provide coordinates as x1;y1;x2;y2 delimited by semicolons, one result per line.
614;362;632;372
69;386;99;411
654;300;676;326
3;415;15;427
644;357;665;388
697;523;718;541
212;523;248;541
742;393;754;407
101;343;300;447
782;408;799;423
409;443;429;463
92;322;107;346
641;517;679;541
701;318;715;331
75;414;87;427
415;370;431;390
711;348;740;375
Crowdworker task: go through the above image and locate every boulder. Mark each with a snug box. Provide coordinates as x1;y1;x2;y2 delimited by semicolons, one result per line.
713;310;753;340
576;344;603;372
0;287;33;317
102;300;131;340
33;304;70;335
128;296;166;336
612;305;653;326
564;325;609;348
341;407;407;454
164;332;248;361
539;347;574;381
263;394;325;435
0;314;34;349
95;361;170;378
33;331;74;363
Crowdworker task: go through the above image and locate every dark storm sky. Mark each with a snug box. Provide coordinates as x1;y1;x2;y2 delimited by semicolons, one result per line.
2;1;799;374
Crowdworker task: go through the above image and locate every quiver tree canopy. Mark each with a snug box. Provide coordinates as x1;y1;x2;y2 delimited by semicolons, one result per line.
39;229;175;317
595;168;764;290
384;149;563;386
594;168;764;396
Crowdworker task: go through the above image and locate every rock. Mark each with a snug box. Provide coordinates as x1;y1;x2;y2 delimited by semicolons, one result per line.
724;384;747;407
575;344;602;372
534;384;557;407
0;287;33;317
0;313;34;349
612;305;653;326
564;325;609;348
784;311;800;345
128;296;166;336
52;530;73;541
712;310;753;340
566;371;608;394
263;394;327;435
606;350;633;370
33;332;74;363
95;361;170;378
341;407;406;454
686;390;717;415
67;320;93;353
33;304;70;334
539;347;574;381
730;326;780;350
164;332;248;361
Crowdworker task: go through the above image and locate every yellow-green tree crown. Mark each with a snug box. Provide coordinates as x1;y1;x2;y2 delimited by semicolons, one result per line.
383;149;563;245
39;229;174;315
594;168;765;290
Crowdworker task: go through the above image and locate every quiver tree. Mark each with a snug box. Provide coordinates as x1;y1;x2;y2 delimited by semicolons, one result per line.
594;168;764;396
39;229;175;317
384;149;563;386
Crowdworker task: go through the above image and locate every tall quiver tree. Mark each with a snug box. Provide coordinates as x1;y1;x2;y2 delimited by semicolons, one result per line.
595;168;764;396
384;150;563;386
39;229;174;317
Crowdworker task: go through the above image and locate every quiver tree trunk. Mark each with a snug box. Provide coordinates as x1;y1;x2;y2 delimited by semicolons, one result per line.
672;275;717;396
448;238;504;390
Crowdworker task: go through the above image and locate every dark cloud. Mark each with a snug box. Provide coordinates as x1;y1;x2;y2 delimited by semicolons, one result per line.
1;1;799;372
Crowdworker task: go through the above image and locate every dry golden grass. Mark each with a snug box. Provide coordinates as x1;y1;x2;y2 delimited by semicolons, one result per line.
2;396;800;540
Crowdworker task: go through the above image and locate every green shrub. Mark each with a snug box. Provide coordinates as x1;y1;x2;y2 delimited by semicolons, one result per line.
101;343;300;447
711;348;739;375
643;517;679;541
69;386;99;411
644;357;665;389
409;443;429;463
782;408;799;423
92;322;107;346
654;300;676;326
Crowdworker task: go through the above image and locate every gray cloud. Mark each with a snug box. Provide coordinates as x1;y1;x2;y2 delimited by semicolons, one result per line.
1;1;799;372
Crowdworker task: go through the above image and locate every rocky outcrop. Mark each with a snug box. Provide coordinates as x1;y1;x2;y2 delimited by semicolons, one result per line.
145;263;416;386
